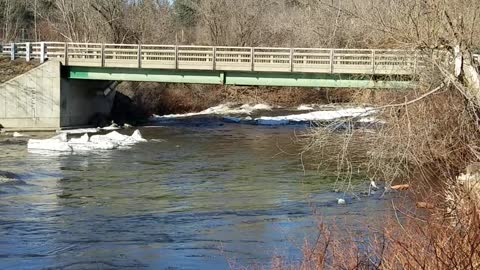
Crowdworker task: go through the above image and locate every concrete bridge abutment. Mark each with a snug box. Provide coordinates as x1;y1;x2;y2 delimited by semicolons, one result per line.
0;60;115;130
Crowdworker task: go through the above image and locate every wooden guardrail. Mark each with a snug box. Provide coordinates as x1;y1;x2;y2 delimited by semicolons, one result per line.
1;42;479;76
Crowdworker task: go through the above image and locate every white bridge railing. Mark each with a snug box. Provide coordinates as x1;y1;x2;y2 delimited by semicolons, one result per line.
1;42;479;75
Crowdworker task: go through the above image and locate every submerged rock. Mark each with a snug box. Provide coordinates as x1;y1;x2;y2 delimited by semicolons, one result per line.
0;171;18;179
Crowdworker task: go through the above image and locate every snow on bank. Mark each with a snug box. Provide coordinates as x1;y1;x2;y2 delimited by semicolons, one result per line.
254;107;376;125
150;103;272;120
27;130;147;153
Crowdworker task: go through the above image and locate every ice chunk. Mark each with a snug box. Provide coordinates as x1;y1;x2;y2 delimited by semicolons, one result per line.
27;130;146;153
12;132;28;137
297;104;315;111
51;133;68;142
59;128;100;134
69;133;89;144
130;130;147;142
101;123;120;131
105;131;130;141
91;130;146;146
68;134;117;151
255;107;375;124
70;140;118;151
27;138;72;152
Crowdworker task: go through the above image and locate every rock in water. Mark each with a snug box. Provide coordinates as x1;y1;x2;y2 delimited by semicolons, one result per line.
337;198;346;205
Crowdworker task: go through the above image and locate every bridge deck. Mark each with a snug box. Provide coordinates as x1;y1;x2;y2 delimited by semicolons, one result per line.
1;42;430;75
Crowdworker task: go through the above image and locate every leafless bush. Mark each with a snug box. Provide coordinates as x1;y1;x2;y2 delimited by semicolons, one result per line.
270;202;480;270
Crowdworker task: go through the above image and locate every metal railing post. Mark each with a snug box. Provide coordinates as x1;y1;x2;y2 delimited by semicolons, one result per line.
101;43;105;67
329;49;334;74
138;44;142;68
39;42;45;63
212;47;216;71
10;43;15;61
26;42;31;62
250;47;254;71
175;45;178;69
64;43;69;66
289;48;294;72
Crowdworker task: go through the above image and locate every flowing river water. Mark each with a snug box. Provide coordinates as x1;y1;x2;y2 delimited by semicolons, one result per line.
0;117;402;269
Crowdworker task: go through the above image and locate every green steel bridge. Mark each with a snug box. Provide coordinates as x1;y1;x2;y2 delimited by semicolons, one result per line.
2;42;478;89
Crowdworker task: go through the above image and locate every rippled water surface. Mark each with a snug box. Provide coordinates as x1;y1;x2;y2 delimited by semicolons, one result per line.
0;120;397;269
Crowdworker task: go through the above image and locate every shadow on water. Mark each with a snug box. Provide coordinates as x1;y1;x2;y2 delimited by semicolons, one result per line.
0;120;403;269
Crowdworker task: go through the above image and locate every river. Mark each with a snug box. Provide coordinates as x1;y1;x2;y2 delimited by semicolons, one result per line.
0;117;400;269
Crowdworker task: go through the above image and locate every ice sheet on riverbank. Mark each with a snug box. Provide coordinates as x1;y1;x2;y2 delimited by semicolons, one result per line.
255;107;376;125
150;103;382;126
150;103;272;120
27;130;147;153
296;104;315;111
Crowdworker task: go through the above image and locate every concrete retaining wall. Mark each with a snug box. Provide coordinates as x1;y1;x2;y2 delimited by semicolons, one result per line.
0;60;61;129
0;60;115;130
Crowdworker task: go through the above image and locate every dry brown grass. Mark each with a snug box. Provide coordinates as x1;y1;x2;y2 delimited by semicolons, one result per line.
0;57;37;83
